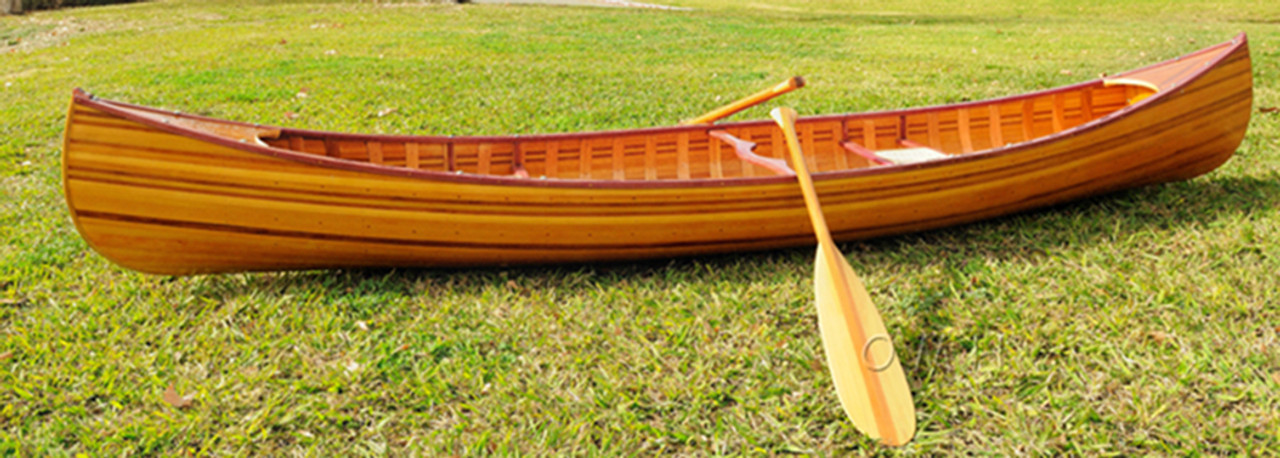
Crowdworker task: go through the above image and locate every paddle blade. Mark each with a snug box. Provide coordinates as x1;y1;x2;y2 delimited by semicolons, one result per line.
813;244;916;446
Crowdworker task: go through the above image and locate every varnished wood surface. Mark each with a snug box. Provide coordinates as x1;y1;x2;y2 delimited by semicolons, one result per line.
62;35;1252;274
772;106;916;446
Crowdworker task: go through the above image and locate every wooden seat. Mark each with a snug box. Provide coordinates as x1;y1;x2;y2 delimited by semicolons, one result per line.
873;147;949;165
840;139;949;166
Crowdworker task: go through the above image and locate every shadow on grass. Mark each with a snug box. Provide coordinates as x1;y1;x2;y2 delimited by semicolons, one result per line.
169;171;1277;411
862;170;1279;383
859;171;1278;261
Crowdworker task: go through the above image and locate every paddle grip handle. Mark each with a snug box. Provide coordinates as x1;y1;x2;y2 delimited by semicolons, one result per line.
683;76;806;125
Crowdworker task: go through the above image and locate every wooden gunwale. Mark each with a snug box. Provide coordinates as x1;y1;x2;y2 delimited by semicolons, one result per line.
68;35;1246;191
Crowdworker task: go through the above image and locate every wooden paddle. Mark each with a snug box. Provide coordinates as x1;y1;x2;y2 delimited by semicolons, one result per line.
682;76;805;125
770;107;916;446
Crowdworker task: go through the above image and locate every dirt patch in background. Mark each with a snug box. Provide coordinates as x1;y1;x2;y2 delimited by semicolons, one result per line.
467;0;690;10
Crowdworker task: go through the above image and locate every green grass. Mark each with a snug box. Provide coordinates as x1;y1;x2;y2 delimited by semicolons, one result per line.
3;0;1279;454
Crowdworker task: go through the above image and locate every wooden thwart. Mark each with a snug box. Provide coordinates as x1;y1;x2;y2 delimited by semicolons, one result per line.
708;130;794;176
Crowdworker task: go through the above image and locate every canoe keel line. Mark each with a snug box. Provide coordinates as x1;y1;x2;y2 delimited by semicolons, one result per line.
62;35;1250;275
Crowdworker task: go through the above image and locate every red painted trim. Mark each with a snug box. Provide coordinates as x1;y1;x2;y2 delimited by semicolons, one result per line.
69;33;1248;190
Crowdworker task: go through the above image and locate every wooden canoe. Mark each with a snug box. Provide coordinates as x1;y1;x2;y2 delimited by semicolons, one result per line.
62;34;1252;275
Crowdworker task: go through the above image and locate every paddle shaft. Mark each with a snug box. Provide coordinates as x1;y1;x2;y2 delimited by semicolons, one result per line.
683;76;805;125
776;116;832;246
772;107;904;444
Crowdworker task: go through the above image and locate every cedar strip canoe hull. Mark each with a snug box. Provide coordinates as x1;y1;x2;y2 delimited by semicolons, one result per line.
62;35;1252;275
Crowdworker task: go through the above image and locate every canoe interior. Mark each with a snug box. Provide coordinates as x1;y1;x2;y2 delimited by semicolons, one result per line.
80;34;1236;185
258;83;1147;180
83;35;1237;183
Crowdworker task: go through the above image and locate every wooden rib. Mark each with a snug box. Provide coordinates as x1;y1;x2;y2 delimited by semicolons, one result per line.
367;141;384;165
988;104;1004;147
612;139;626;181
832;127;849;170
1052;93;1066;133
405;143;420;169
477;143;492;175
1021;100;1035;142
676;133;690;179
926;112;941;149
288;136;304;153
957;109;974;153
1081;87;1095;121
579;138;592;179
446;142;456;172
324;138;340;158
801;122;817;171
513;142;529;178
709;133;724;179
733;130;755;178
771;127;784;161
545;141;559;178
863;119;877;151
644;136;657;180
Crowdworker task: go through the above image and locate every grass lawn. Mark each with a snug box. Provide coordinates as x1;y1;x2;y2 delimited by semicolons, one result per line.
3;0;1279;454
